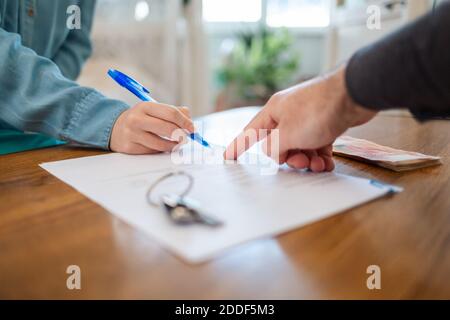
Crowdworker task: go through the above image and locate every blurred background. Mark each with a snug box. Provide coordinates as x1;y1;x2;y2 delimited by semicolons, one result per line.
78;0;443;116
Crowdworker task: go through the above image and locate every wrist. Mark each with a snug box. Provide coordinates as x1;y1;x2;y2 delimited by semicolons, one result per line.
109;109;127;151
334;66;377;128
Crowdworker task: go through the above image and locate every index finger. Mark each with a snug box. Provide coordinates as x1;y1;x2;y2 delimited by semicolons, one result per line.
224;108;276;160
142;102;195;133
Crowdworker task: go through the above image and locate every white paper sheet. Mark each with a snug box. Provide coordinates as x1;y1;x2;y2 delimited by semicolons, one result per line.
40;144;400;263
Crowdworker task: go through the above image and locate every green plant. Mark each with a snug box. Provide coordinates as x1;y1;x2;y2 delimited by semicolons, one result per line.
217;27;300;106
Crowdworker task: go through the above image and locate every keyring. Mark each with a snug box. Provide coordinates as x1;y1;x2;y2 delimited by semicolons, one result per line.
146;171;194;207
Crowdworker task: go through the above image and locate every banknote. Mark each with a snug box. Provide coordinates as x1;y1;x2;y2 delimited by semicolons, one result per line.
333;136;442;172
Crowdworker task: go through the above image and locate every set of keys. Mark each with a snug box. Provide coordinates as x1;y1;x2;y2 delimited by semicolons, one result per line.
161;194;223;227
147;171;223;227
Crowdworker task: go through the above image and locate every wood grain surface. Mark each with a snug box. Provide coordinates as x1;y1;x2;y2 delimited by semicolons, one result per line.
0;108;449;299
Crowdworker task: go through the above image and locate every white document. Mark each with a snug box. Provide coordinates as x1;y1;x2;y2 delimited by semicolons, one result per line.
40;144;400;263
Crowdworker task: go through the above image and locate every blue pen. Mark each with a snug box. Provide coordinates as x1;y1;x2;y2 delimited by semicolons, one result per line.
108;69;210;148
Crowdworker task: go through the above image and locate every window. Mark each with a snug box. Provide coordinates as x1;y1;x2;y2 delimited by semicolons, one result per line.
203;0;331;28
266;0;331;28
203;0;262;22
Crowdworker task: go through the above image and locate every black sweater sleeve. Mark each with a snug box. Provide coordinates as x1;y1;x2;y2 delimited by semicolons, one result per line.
345;1;450;119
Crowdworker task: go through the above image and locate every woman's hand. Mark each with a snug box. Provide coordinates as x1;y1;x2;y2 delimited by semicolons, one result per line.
110;102;194;154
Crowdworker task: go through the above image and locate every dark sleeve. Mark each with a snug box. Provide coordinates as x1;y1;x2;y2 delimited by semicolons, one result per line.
345;1;450;120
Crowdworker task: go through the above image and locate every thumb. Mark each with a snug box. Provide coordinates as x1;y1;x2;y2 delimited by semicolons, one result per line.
260;127;291;164
178;106;191;117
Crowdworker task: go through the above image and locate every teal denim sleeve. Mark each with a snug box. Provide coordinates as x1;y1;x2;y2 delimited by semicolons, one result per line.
0;27;129;151
0;129;66;155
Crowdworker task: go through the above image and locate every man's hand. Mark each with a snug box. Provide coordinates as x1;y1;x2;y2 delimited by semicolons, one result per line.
110;102;194;154
224;67;377;172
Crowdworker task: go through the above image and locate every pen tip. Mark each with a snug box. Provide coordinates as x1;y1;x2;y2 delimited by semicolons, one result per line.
189;133;210;148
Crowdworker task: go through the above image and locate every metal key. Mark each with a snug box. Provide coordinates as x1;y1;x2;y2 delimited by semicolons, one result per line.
161;194;223;227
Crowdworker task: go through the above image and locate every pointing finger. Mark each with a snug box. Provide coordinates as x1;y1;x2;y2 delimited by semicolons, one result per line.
224;108;276;160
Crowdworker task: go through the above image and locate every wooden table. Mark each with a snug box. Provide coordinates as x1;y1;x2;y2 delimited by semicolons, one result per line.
1;107;449;299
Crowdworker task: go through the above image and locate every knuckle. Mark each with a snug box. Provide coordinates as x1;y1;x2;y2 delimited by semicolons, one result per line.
269;92;285;106
135;101;147;110
169;107;178;117
127;112;139;124
123;127;133;138
177;114;187;125
180;106;191;115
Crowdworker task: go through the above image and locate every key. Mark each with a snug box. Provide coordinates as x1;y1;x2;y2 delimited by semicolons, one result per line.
161;194;223;227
